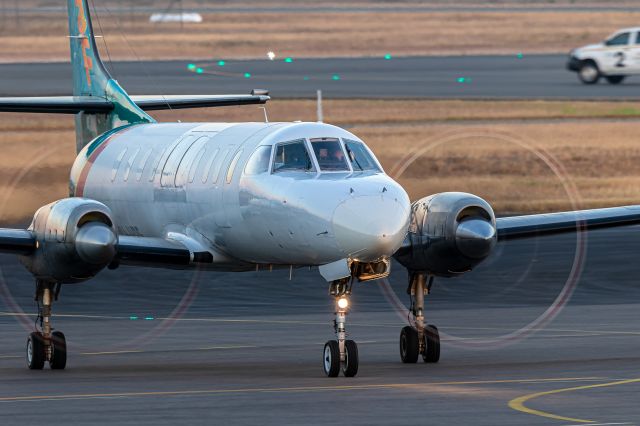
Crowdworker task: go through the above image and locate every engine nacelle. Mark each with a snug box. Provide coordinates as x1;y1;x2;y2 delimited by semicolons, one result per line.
20;198;117;283
394;192;497;277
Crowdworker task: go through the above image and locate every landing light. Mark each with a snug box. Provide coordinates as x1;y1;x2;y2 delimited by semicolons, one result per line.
337;297;349;309
267;51;276;60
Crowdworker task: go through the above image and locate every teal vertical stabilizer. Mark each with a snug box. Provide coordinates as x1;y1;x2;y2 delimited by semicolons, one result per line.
67;0;154;152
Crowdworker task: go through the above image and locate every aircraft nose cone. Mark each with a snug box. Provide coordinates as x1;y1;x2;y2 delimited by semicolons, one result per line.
332;195;410;261
455;218;497;259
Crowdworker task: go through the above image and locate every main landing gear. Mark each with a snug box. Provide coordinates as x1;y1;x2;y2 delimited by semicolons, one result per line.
27;281;66;370
399;272;440;364
323;278;358;377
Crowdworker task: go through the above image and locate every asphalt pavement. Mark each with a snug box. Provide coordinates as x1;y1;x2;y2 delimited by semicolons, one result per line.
3;54;640;99
1;227;639;425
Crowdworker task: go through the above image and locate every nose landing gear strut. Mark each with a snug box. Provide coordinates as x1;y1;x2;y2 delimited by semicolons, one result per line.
27;280;67;370
400;272;440;364
323;278;358;377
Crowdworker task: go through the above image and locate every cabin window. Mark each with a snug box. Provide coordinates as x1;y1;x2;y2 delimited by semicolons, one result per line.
161;135;196;187
310;138;350;172
343;139;381;172
123;148;140;182
273;140;315;173
111;148;128;182
209;148;232;184
244;145;272;175
188;148;206;183
175;136;209;187
136;149;152;181
201;148;220;183
226;150;243;183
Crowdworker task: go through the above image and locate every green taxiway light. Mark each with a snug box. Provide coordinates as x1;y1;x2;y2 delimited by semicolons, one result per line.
196;68;204;74
303;76;310;81
129;316;138;320
244;72;252;78
218;60;226;66
144;316;154;321
284;57;293;63
384;54;392;60
332;74;341;81
457;77;472;83
187;63;196;70
517;52;524;59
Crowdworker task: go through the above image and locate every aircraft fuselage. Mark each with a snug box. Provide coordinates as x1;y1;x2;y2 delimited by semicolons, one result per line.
69;121;411;270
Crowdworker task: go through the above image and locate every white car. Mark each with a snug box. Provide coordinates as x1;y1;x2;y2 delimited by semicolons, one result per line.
567;27;640;84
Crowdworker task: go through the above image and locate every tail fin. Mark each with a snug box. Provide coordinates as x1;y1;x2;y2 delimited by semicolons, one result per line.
67;0;154;152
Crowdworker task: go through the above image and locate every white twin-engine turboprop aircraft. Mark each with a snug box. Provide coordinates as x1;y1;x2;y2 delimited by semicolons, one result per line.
1;0;640;377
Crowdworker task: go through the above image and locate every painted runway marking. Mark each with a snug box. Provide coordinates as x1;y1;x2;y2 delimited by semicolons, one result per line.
561;423;635;426
0;377;605;403
79;350;143;356
508;378;640;423
197;345;257;350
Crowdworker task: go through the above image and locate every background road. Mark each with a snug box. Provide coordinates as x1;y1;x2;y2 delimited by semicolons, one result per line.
1;227;639;425
2;54;640;99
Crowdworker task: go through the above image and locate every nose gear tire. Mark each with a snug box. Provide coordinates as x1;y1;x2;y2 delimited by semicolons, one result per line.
422;325;440;363
50;331;67;370
26;332;45;370
400;326;419;363
342;340;359;377
323;340;340;377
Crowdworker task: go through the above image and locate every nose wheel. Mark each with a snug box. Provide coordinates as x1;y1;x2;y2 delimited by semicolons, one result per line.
399;273;440;364
26;281;67;370
323;278;359;377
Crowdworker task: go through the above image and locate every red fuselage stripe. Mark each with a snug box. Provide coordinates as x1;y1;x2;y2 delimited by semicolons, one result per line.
75;129;129;197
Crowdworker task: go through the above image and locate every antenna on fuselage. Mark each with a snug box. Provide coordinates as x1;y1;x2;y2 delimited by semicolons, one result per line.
316;89;324;123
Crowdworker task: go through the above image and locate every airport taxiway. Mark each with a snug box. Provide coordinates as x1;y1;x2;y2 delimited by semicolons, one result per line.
2;55;640;100
0;226;639;425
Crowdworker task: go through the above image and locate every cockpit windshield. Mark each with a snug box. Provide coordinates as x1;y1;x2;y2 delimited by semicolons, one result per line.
343;139;381;172
310;138;350;172
273;139;315;172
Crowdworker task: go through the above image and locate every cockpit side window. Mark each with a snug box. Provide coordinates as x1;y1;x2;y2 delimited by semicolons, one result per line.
310;138;350;172
273;140;315;173
343;139;382;172
244;145;272;175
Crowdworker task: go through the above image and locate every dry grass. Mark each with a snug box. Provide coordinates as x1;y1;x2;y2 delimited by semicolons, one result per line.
1;7;639;61
2;99;640;223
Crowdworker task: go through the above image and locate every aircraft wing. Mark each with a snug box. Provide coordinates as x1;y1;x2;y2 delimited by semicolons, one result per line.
0;96;113;114
129;94;270;111
0;229;211;266
0;229;37;255
0;94;269;114
496;205;640;241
